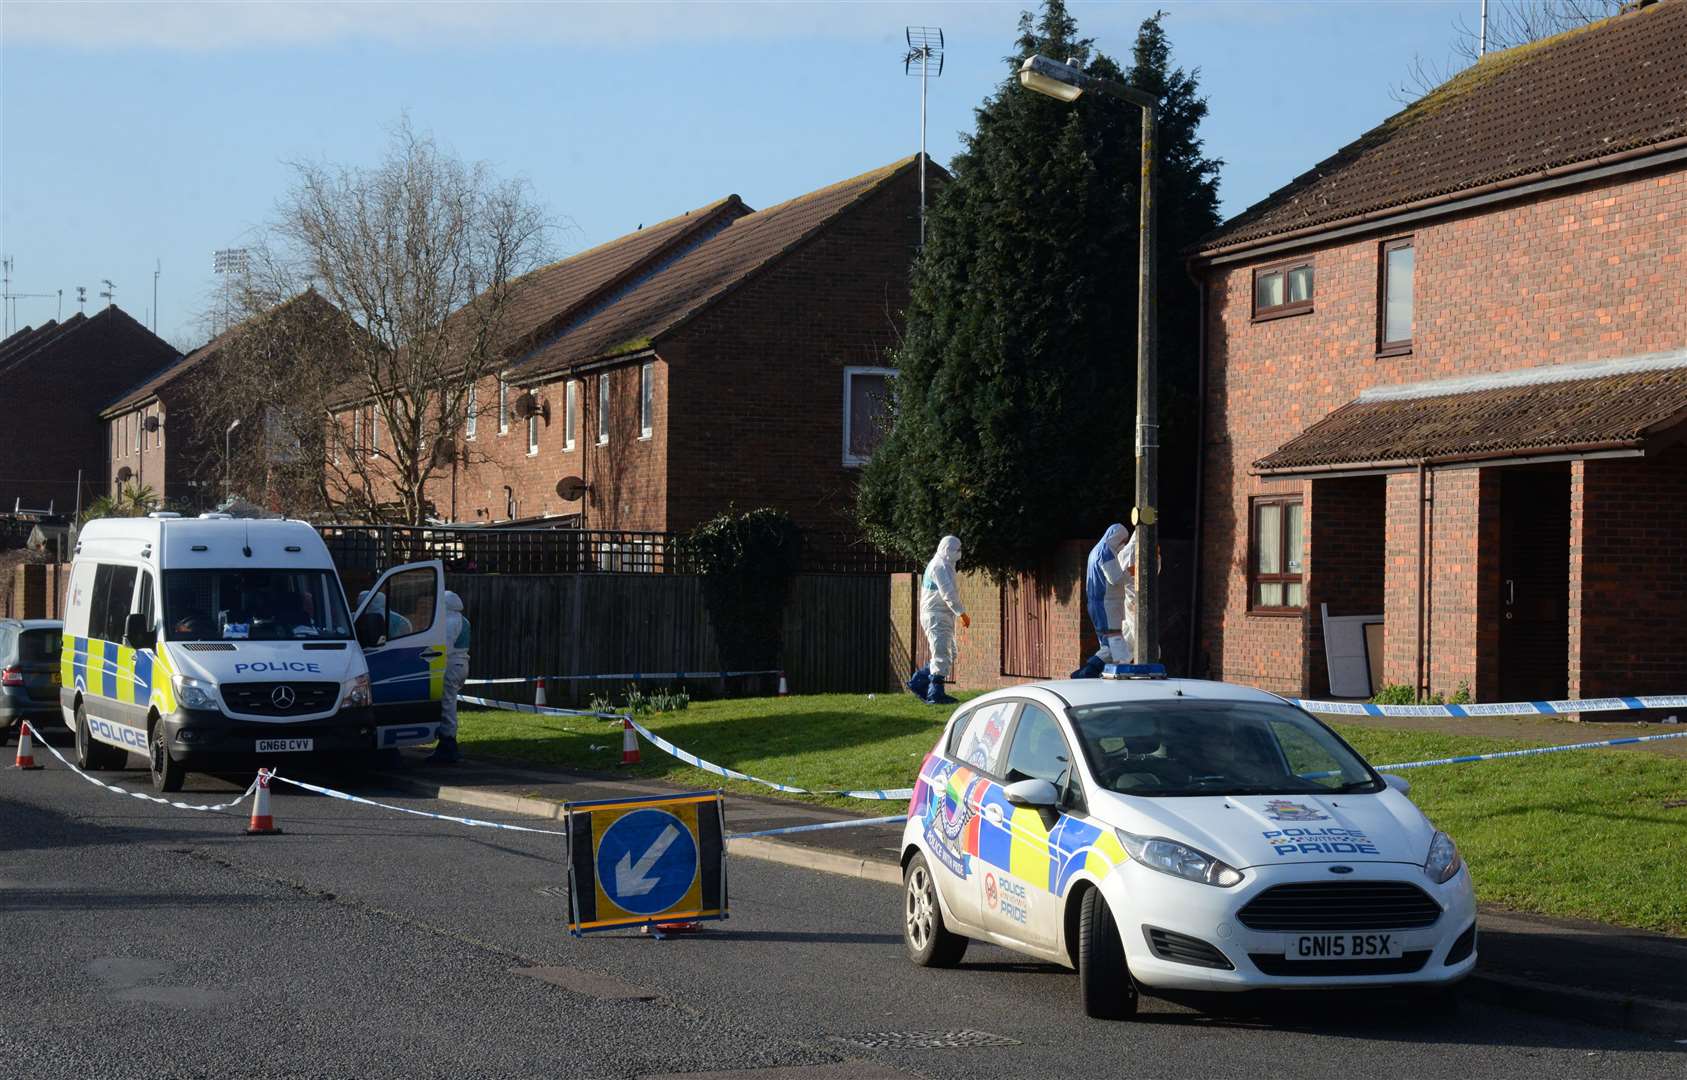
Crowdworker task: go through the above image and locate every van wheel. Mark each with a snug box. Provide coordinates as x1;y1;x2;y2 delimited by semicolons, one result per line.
75;703;124;770
148;721;186;793
1078;887;1138;1020
903;852;968;968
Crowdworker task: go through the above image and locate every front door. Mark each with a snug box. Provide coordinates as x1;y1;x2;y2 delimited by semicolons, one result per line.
353;561;447;748
1498;465;1570;702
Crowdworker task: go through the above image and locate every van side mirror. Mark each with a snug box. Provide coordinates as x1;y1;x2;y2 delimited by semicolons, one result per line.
356;611;387;649
123;612;156;651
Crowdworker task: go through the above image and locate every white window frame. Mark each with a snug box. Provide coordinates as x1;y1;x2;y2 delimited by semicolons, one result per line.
564;379;578;451
465;383;478;440
841;366;897;467
527;413;539;456
639;362;654;440
134;413;142;454
369;406;380;454
498;378;509;435
353;409;364;456
597;373;610;446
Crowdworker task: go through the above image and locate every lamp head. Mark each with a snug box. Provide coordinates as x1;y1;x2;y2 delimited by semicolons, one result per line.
1018;55;1085;102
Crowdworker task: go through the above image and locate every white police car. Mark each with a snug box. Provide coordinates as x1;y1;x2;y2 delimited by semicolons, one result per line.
900;666;1476;1019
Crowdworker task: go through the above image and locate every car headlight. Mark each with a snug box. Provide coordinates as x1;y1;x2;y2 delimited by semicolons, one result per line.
172;674;218;711
343;674;371;708
1424;830;1462;884
1117;828;1243;888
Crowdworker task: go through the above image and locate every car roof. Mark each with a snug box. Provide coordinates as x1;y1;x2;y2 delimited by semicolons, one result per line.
963;677;1288;713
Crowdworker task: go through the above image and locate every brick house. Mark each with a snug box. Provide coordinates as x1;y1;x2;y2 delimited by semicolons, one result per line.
99;291;349;510
1191;0;1687;703
0;306;179;515
335;158;927;537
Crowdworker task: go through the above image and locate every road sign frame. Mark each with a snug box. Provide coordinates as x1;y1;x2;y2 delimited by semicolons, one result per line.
562;790;728;936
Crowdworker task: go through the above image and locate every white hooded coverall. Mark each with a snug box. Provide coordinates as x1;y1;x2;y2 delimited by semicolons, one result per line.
439;591;471;739
1087;523;1138;666
920;536;966;680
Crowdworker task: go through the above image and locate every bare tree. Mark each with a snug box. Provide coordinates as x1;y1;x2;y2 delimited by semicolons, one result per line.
1392;1;1624;104
259;119;552;524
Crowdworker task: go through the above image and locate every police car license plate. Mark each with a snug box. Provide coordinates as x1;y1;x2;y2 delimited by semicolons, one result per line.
1292;933;1402;960
255;738;314;753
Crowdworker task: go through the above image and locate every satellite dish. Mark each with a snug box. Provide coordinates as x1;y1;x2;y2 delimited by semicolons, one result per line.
115;466;133;483
556;475;588;502
144;415;161;432
512;392;538;419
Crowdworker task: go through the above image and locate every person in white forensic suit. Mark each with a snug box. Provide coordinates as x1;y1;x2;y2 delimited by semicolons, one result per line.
427;590;471;765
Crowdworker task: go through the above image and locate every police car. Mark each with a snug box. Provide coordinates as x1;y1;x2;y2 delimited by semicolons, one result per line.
900;666;1476;1019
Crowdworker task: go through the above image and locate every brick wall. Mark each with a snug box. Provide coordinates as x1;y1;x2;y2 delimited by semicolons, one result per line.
106;401;171;499
1202;162;1687;697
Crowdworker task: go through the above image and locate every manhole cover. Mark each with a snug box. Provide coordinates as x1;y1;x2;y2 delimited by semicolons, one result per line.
828;1030;1022;1050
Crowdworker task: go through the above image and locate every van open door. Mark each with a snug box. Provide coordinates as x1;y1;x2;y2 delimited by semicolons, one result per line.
352;560;448;750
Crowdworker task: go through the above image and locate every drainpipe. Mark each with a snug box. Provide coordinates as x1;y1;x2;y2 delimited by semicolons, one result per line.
1184;262;1208;678
1415;461;1428;701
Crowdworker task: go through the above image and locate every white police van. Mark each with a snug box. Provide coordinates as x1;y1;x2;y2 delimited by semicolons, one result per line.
61;514;450;791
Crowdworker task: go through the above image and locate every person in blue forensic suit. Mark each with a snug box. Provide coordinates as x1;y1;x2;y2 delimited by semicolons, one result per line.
427;590;471;765
1071;523;1138;679
906;535;970;705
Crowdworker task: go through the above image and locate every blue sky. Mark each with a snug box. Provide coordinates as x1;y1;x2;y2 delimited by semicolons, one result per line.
2;1;1472;349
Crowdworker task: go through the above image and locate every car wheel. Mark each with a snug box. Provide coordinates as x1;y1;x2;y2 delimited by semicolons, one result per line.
148;720;185;793
77;703;125;771
1078;886;1138;1020
903;852;968;968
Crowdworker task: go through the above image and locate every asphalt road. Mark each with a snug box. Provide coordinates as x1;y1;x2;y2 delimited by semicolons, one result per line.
3;746;1684;1080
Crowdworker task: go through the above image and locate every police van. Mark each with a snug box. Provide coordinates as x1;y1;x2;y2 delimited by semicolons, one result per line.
61;514;451;791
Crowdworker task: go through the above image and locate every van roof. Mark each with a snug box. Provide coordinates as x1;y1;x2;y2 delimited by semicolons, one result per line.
76;517;335;571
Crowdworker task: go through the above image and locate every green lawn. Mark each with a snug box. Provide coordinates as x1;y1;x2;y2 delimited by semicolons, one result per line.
456;694;1687;935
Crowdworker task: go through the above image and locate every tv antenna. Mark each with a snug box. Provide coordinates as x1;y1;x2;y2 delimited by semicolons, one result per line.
904;26;945;247
1;257;60;337
76;286;87;314
152;259;161;333
100;279;116;310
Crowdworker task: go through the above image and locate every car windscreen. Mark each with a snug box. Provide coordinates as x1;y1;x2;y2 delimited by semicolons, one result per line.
1067;699;1381;797
163;570;352;642
18;629;62;663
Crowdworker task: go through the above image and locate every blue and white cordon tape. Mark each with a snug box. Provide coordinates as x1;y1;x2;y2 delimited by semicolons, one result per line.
26;727;259;811
1297;694;1687;719
1369;729;1687;772
267;773;571;835
458;695;628;720
465;669;781;686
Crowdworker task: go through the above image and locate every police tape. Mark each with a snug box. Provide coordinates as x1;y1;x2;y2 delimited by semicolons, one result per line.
621;713;916;801
265;772;570;835
1297;694;1687;719
465;670;782;686
728;815;905;840
458;695;627;720
1369;730;1687;772
24;728;260;812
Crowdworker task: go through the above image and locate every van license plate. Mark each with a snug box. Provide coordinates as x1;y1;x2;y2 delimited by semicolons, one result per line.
1293;933;1401;959
256;738;314;753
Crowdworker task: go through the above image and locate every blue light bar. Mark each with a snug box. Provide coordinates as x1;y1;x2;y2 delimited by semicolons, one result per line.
1102;663;1167;680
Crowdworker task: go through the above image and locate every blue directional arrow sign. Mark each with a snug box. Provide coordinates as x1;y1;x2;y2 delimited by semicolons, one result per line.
595;808;699;916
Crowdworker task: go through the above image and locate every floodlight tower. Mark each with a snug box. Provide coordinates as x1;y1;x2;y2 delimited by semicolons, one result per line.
904;26;945;246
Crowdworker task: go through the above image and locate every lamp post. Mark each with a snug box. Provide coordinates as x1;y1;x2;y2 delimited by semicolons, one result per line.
224;418;241;502
1018;54;1160;666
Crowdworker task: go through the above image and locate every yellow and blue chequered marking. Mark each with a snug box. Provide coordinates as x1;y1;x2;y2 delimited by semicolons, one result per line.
62;634;167;713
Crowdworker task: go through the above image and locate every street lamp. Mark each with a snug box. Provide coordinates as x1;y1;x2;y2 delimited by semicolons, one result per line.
1018;54;1160;667
225;418;241;502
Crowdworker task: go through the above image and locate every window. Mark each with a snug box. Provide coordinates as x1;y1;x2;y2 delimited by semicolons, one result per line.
564;380;578;450
164;569;352;642
90;563;139;644
137;570;155;633
1379;237;1415;353
1252;259;1314;320
134;414;141;454
466;384;478;440
527;413;539;455
352;409;364;455
369;407;380;454
1001;702;1080;803
639;362;654;439
1250;496;1304;612
498;378;509;434
948;700;1016;774
597;373;610;445
370;566;437;641
843;366;895;466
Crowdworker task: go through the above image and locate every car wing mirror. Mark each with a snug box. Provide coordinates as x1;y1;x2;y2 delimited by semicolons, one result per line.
1381;773;1411;796
355;611;388;649
1003;778;1060;809
123;612;156;651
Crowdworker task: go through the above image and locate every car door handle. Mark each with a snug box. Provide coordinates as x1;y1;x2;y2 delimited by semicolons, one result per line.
420;650;443;659
1505;579;1515;605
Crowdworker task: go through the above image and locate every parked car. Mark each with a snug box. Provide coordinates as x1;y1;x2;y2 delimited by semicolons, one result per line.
900;665;1476;1019
1;619;66;745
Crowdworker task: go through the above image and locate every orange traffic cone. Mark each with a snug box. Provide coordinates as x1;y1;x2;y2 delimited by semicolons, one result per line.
534;679;548;708
12;720;43;770
776;672;789;697
246;768;283;835
619;716;640;767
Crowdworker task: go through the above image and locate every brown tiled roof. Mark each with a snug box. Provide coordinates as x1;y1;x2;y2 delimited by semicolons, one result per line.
0;316;85;377
509;157;920;378
1201;0;1687;254
1254;354;1687;472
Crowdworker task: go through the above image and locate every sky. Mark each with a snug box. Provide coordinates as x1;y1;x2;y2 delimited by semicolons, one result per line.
2;0;1477;350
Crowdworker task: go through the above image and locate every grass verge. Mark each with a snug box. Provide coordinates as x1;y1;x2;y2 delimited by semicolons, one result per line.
456;695;1687;935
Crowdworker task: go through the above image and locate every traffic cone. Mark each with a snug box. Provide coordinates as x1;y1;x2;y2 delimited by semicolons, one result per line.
246;768;283;835
619;716;641;767
776;672;790;697
534;679;548;708
12;720;42;770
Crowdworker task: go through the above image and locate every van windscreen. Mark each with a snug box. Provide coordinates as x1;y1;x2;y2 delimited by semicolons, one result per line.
163;570;352;642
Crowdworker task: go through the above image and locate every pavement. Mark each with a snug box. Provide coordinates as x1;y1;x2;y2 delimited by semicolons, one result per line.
6;750;1687;1079
373;745;1687;1042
